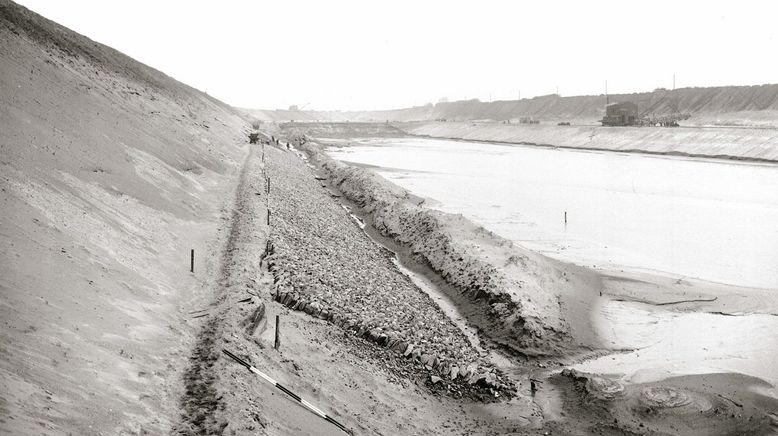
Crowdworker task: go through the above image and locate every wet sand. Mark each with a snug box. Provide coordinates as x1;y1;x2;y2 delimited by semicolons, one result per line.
576;270;778;397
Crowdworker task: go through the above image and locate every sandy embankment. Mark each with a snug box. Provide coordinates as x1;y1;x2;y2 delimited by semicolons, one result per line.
401;121;778;163
263;143;514;393
0;2;251;433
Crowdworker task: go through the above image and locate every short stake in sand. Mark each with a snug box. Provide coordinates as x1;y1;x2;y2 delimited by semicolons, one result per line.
274;314;280;350
190;249;194;273
222;349;350;434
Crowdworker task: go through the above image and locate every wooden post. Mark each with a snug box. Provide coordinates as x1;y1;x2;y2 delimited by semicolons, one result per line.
267;209;271;225
190;249;194;273
564;211;567;225
274;315;280;350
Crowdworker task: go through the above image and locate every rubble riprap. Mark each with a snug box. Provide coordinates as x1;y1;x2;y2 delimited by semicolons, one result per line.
299;141;578;358
262;144;512;396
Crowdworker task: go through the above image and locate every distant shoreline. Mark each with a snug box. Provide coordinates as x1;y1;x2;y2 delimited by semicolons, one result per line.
399;121;778;165
405;132;778;165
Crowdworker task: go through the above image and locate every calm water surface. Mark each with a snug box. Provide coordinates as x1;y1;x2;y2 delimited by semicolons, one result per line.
327;137;778;289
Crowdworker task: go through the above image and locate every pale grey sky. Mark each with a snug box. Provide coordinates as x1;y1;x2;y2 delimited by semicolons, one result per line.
16;0;778;111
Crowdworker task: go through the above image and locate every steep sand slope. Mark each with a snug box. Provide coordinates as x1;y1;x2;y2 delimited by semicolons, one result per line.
402;121;778;163
0;1;249;433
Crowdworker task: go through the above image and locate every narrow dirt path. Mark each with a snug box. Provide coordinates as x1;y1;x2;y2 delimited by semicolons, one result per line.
174;143;267;434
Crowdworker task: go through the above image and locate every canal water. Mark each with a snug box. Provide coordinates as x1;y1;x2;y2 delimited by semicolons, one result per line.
327;137;778;289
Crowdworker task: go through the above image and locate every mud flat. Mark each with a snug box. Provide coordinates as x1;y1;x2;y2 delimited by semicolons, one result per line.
547;370;778;435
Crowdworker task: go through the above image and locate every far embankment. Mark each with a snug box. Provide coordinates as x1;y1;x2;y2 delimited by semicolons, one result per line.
275;118;778;164
244;83;778;128
278;121;406;139
399;121;778;163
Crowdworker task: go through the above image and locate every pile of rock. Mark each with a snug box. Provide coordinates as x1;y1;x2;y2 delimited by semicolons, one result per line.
270;289;506;393
263;146;511;396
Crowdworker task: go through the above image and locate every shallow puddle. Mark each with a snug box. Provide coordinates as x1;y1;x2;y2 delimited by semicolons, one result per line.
574;299;778;398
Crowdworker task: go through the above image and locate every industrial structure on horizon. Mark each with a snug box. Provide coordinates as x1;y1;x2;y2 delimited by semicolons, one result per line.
601;101;691;127
601;102;638;126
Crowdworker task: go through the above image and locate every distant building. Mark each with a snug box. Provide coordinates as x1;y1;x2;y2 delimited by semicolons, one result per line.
288;105;299;111
601;102;638;126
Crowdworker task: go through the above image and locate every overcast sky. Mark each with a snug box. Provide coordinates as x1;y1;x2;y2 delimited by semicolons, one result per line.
16;0;778;111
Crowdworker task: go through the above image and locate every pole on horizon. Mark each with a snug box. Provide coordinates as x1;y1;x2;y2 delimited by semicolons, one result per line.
606;80;609;105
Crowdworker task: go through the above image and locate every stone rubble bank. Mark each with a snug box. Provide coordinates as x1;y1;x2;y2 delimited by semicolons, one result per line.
298;141;576;358
261;144;513;396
